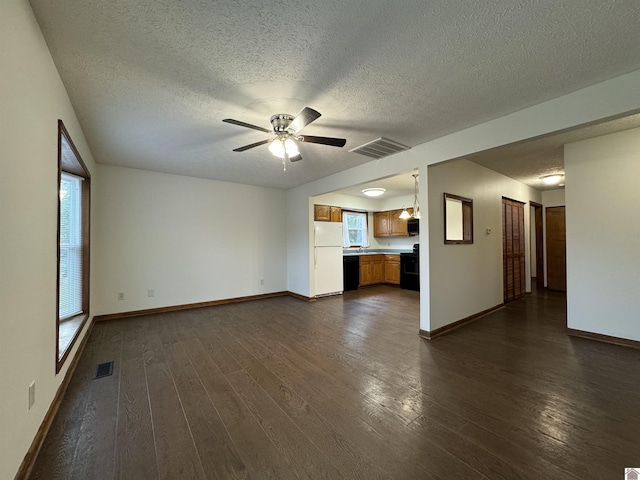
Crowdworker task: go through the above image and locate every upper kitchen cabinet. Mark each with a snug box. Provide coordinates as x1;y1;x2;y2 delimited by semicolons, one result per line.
330;206;342;222
374;208;413;237
373;211;389;236
314;204;342;222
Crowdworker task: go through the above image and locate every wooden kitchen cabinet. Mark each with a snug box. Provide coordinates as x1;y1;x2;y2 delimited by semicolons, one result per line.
359;254;400;287
359;254;384;286
384;254;400;284
314;204;342;222
330;206;342;222
373;212;389;237
373;209;412;237
314;204;330;221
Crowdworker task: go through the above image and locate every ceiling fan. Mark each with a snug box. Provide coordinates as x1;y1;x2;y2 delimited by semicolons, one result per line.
222;107;346;168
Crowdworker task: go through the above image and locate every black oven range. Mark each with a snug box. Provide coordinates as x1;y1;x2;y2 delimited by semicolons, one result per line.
400;244;419;291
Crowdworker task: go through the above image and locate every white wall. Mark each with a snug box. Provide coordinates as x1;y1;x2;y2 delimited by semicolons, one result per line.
95;165;287;314
0;2;96;478
428;160;541;330
287;70;640;330
541;188;565;208
565;128;640;341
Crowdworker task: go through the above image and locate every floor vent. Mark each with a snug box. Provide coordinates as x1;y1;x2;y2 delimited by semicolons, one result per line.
93;361;114;379
349;137;410;159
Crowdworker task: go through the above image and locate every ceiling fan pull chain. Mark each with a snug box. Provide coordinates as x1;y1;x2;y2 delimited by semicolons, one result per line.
282;155;286;172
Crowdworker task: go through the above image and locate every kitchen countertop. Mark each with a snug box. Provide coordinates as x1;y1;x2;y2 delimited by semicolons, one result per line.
343;250;412;256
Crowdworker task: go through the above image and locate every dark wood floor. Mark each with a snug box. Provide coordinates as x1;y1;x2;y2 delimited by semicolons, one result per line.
30;286;640;479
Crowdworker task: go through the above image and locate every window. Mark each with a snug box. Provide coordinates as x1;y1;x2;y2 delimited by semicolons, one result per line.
57;120;90;373
342;211;369;247
59;173;83;319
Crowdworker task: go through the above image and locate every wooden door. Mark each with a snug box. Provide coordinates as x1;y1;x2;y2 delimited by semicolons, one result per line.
546;206;566;291
531;202;544;289
503;198;526;302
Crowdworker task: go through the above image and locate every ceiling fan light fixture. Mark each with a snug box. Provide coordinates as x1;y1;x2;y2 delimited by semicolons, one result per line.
362;188;386;197
268;137;299;159
268;138;285;158
284;138;299;156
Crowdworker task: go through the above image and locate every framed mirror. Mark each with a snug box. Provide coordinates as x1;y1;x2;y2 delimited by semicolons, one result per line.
444;193;473;244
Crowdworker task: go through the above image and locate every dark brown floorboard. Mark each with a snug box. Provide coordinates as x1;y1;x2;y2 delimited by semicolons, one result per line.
30;286;640;479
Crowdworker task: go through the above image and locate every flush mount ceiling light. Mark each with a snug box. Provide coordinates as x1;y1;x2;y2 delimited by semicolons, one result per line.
541;174;563;185
362;188;386;197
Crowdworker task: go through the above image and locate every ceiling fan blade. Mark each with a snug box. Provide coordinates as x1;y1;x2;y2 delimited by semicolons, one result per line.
232;139;271;152
223;118;270;133
289;153;303;162
286;107;321;134
299;135;346;147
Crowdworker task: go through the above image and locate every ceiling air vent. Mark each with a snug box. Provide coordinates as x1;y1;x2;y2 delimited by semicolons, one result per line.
349;137;410;159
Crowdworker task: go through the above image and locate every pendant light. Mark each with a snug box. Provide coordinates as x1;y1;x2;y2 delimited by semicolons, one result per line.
399;174;420;219
411;173;420;219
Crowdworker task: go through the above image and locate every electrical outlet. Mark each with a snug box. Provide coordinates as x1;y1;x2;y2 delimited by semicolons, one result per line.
117;292;125;300
260;279;264;285
28;381;35;410
148;289;154;297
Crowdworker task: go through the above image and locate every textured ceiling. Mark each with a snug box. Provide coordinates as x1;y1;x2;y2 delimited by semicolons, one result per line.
466;113;640;190
29;0;640;189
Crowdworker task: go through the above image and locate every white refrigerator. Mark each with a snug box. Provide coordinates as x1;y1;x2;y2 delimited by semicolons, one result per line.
314;221;344;297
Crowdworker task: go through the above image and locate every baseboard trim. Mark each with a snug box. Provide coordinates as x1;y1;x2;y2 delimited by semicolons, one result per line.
567;328;640;350
94;291;311;322
14;319;95;480
419;303;505;340
287;291;316;302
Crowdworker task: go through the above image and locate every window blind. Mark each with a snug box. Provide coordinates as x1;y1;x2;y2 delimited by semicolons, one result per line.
59;173;83;319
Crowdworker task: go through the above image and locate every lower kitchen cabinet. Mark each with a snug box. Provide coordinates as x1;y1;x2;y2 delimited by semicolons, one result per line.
359;254;398;286
384;255;400;284
359;255;384;286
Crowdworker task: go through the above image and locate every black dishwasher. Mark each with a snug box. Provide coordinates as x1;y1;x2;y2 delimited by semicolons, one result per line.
343;256;360;291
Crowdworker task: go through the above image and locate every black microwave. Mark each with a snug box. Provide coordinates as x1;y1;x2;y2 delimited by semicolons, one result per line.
407;218;419;236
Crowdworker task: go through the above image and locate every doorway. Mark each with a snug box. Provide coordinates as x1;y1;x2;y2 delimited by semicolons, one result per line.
502;197;526;302
546;206;567;291
530;202;544;289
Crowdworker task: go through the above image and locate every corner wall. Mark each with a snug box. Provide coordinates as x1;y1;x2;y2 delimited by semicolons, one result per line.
0;1;96;478
427;160;541;330
94;164;288;315
565;127;640;341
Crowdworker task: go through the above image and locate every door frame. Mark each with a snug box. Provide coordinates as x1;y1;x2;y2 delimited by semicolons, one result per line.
530;201;544;289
